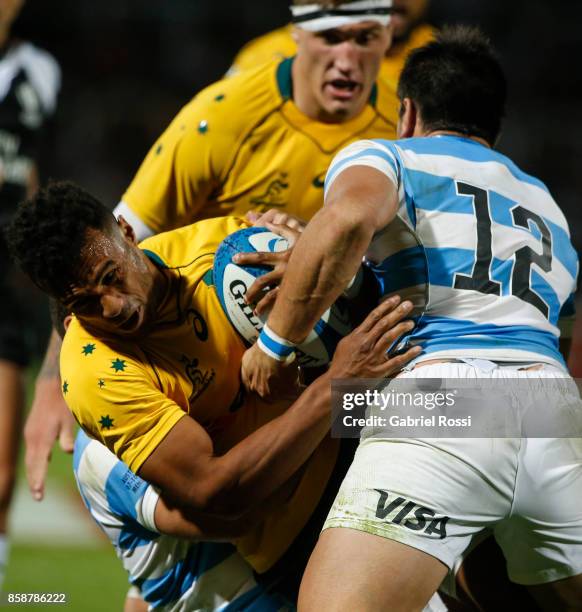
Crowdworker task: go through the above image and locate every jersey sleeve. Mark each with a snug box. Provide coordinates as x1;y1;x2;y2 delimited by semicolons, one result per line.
74;434;161;546
61;329;187;474
324;139;401;201
120;92;237;234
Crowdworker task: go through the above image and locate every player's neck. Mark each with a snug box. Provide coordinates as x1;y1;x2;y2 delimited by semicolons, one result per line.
425;129;491;148
147;257;170;310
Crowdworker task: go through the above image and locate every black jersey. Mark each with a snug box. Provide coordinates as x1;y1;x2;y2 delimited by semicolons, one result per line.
0;40;60;220
0;41;60;365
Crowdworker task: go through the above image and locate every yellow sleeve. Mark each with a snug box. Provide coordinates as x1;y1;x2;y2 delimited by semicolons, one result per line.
61;326;186;473
121;91;237;234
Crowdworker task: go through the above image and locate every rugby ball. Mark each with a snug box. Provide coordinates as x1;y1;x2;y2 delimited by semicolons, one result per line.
213;227;354;367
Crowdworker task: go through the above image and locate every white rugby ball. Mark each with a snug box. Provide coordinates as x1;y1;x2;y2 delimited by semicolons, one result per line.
213;227;354;367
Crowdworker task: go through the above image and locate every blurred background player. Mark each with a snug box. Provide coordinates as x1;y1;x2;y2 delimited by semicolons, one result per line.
114;0;397;234
0;0;60;589
228;0;434;86
24;0;400;503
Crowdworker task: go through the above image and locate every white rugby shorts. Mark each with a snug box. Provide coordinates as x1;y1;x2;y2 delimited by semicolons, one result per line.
324;360;582;585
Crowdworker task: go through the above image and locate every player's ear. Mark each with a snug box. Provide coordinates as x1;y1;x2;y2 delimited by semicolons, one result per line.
117;215;137;245
397;97;417;139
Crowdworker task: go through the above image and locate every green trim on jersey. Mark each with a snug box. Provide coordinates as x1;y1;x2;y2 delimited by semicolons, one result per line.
143;249;168;269
276;57;294;100
201;269;214;287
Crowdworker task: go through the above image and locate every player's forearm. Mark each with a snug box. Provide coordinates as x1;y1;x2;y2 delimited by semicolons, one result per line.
37;329;62;381
199;374;332;516
268;205;374;344
157;481;291;540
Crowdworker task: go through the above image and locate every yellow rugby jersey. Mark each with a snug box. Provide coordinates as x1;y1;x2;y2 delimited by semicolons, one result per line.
61;216;250;472
60;215;338;572
382;24;436;85
121;57;398;233
228;23;436;87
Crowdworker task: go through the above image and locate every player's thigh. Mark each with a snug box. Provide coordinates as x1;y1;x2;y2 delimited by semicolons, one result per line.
495;437;582;590
0;360;24;458
299;526;447;612
528;573;582;611
0;290;27;469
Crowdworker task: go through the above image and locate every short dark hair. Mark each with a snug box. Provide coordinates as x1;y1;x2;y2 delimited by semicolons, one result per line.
4;181;115;299
397;26;507;145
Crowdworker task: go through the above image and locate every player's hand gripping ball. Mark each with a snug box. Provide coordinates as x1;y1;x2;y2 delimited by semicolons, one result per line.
213;227;354;367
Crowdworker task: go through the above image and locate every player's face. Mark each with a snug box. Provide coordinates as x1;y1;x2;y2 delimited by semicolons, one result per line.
295;22;391;122
0;0;24;30
391;0;429;42
63;222;161;339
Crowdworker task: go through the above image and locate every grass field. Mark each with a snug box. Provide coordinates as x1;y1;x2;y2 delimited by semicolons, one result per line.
2;365;130;611
4;545;128;611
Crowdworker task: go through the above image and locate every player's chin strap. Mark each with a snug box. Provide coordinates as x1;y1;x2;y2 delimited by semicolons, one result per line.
257;324;297;363
290;0;392;32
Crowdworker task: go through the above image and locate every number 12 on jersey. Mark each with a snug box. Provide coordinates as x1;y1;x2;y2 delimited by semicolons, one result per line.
452;181;552;318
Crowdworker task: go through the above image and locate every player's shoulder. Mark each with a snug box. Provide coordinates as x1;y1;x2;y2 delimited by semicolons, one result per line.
139;216;250;269
61;319;158;445
332;138;400;164
11;41;61;113
229;24;296;75
60;317;144;397
407;24;438;52
178;60;284;137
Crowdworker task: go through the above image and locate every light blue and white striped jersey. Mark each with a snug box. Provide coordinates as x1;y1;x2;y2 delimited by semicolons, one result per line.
73;431;292;611
325;136;578;368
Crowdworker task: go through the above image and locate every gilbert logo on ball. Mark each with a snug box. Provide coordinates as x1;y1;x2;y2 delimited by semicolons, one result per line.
213;227;354;367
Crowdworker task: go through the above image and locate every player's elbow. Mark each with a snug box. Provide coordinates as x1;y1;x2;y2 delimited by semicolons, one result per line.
320;200;377;247
182;474;249;518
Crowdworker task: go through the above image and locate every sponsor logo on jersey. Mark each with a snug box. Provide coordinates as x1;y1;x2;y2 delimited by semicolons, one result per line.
312;172;326;189
180;355;215;404
186;308;209;342
373;489;449;539
250;172;289;207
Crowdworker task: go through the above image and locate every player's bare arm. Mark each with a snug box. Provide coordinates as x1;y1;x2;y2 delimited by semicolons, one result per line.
139;296;418;518
24;324;75;502
154;477;297;541
242;165;400;396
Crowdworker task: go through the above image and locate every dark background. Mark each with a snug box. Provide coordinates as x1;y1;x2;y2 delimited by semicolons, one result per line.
11;0;582;354
15;1;582;234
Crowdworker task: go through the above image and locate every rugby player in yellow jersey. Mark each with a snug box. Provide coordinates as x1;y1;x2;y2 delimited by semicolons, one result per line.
113;0;397;234
6;181;418;597
228;0;435;86
24;0;402;504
